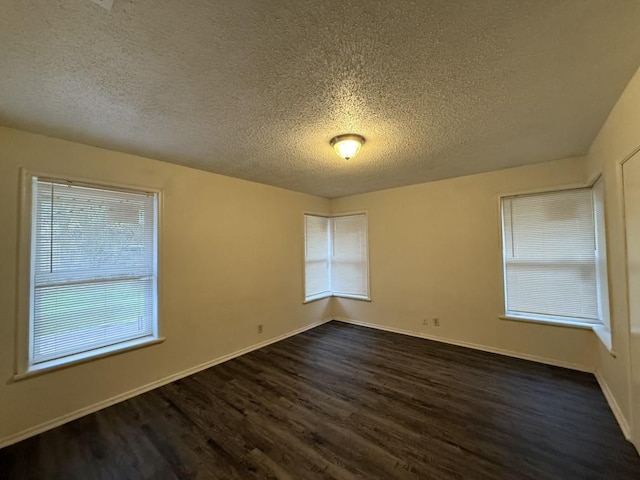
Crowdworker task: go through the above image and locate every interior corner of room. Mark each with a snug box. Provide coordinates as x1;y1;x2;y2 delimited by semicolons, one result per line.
2;1;640;477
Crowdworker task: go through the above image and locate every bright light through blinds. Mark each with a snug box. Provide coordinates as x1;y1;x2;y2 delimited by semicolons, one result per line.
331;214;369;298
31;179;157;365
304;215;330;299
502;189;598;323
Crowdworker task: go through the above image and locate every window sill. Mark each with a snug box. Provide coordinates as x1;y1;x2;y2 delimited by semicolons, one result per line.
303;293;371;304
593;325;616;356
333;294;371;302
13;336;165;381
500;314;595;330
303;293;332;304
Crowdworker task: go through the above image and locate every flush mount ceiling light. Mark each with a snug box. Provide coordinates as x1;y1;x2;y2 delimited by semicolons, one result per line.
330;134;365;160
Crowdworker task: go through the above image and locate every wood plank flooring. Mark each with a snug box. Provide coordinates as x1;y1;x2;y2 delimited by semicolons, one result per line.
1;321;639;479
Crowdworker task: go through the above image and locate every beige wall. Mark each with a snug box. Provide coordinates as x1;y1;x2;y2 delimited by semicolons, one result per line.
0;127;331;445
586;66;640;439
331;157;597;370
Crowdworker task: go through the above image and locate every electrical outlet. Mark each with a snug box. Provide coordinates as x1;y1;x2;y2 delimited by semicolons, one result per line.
257;324;263;334
89;0;114;11
422;316;429;325
433;318;440;327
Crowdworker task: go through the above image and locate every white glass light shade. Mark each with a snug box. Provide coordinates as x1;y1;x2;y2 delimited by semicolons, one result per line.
330;134;365;160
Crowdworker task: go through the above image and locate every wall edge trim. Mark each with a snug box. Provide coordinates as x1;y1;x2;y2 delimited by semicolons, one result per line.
0;317;333;449
594;369;632;441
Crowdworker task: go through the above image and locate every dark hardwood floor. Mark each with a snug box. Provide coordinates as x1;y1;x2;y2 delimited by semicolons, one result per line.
2;321;639;479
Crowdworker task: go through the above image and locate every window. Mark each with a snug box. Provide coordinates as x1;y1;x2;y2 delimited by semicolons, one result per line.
304;215;331;301
21;176;159;375
331;214;369;298
304;213;369;301
501;186;609;328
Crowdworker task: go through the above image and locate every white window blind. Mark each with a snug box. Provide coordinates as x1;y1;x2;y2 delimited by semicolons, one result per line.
31;178;158;366
331;214;369;298
502;189;598;323
303;213;369;301
304;215;331;300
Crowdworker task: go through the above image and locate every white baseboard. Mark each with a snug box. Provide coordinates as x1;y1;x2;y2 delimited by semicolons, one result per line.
333;317;594;373
0;318;332;449
594;370;632;441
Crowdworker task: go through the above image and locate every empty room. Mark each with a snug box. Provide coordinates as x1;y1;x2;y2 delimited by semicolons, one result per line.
2;1;640;478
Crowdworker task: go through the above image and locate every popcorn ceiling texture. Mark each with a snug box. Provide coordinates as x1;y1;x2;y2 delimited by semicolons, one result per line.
1;0;640;198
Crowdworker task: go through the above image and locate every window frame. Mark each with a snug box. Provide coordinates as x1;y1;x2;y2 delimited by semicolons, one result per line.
592;176;614;352
15;170;165;380
302;211;371;303
497;180;613;340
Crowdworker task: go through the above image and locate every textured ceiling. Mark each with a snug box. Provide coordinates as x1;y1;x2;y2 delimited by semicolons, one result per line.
1;1;640;198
